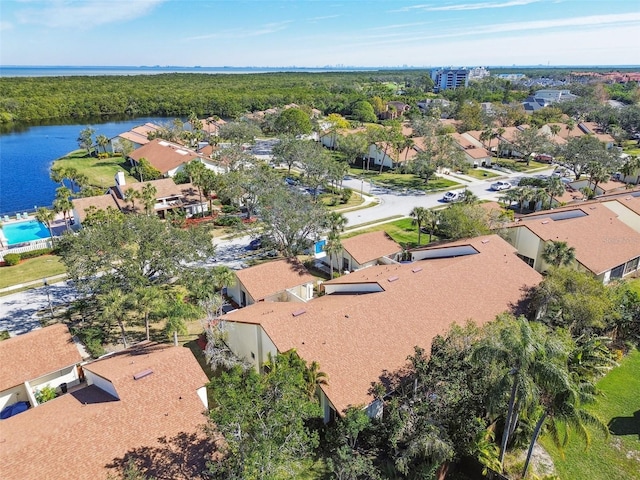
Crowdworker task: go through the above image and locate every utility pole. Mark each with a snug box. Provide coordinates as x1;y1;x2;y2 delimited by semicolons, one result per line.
43;278;54;319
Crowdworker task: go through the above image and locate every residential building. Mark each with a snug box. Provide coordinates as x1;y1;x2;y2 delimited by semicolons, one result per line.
227;258;317;308
220;235;542;422
451;132;492;167
431;68;469;92
109;122;162;152
128;138;226;178
468;66;490;81
504;203;640;283
0;341;209;480
71;173;208;227
333;231;403;273
522;89;578;112
0;324;85;414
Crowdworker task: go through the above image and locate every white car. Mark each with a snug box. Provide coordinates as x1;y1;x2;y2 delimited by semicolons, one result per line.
442;191;459;202
491;181;512;191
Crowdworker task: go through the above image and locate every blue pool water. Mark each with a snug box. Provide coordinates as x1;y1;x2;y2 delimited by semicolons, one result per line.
2;220;50;245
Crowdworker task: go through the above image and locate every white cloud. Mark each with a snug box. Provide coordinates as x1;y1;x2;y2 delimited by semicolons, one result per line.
15;0;165;28
308;15;341;22
186;21;293;41
395;0;540;13
0;21;13;31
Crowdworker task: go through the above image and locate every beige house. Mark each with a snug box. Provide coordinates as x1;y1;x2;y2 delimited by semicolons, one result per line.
333;231;403;273
71;174;208;226
228;258;317;308
0;324;85;413
504;203;640;283
0;342;209;480
220;235;542;422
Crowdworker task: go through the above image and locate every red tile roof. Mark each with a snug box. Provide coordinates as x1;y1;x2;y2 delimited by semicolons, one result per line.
222;235;541;414
341;231;402;266
512;205;640;274
234;258;316;302
0;324;82;391
129;139;202;175
0;343;209;480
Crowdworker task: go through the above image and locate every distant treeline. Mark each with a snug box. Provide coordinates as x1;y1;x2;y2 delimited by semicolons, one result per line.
1;67;636;125
0;71;431;124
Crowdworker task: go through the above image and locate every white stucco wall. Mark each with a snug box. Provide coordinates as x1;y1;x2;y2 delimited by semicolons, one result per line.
84;370;120;400
507;226;544;271
0;385;28;410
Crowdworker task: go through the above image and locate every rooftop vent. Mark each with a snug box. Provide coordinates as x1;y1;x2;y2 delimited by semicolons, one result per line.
175;149;188;155
481;239;490;244
133;369;153;380
412;267;423;273
387;276;399;282
158;141;169;146
292;309;306;317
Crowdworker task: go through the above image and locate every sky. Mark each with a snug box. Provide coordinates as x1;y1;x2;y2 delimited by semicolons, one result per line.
0;0;639;67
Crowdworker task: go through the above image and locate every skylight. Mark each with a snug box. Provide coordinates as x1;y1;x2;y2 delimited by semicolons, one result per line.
414;245;479;260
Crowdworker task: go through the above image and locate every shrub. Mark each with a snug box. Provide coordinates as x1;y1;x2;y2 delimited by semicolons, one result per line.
35;385;57;404
19;248;53;260
221;204;240;214
214;215;242;227
3;253;20;266
74;326;106;358
341;187;353;203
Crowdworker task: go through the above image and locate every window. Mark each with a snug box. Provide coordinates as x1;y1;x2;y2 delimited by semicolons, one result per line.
624;257;639;275
610;263;625;279
517;253;535;268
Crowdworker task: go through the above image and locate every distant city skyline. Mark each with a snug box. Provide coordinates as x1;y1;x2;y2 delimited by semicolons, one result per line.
1;0;639;68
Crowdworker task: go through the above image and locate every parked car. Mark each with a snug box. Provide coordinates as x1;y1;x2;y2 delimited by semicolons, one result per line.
490;181;512;191
535;154;554;163
442;191;459;202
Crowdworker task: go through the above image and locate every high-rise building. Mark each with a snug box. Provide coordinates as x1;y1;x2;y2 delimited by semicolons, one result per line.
431;67;469;91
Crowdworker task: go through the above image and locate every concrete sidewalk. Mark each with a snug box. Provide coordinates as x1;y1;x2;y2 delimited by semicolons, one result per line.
0;273;68;294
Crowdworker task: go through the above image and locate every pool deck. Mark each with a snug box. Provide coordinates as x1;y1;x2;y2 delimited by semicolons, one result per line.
0;213;67;250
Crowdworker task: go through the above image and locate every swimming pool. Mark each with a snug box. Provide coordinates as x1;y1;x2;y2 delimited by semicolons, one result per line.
2;220;50;245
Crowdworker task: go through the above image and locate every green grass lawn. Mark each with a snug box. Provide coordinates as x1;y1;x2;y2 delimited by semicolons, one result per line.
343;217;438;248
347;167;460;192
465;168;500;180
540;349;640;480
493;158;550;172
53;150;137;188
0;255;66;289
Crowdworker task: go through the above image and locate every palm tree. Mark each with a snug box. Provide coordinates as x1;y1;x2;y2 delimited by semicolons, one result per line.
123;187;141;212
184;160;207;213
472;315;568;471
460;189;479;205
140;183;157;216
163;292;202;345
522;376;608;478
619;155;640;185
211;265;235;293
410;206;429;245
53;187;73;230
542;240;576;268
96;134;110;154
586;162;610;195
324;233;343;278
35;207;56;245
99;288;130;348
131;286;163;341
304;360;328;400
545;176;565;208
549;124;561;138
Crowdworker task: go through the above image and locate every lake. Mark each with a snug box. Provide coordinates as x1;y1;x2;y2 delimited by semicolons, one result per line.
0;117;172;215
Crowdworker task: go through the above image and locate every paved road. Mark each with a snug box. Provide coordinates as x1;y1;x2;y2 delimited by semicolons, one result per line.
0;281;78;335
1;166;554;336
341;167;554;227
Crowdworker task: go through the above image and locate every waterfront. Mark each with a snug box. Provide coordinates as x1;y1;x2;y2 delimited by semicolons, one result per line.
0;116;171;215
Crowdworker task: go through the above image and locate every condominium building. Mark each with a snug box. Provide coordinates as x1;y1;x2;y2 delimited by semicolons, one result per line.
431;67;469;91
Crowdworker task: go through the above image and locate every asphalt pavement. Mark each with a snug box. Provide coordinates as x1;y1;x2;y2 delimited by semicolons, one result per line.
1;166;554;336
